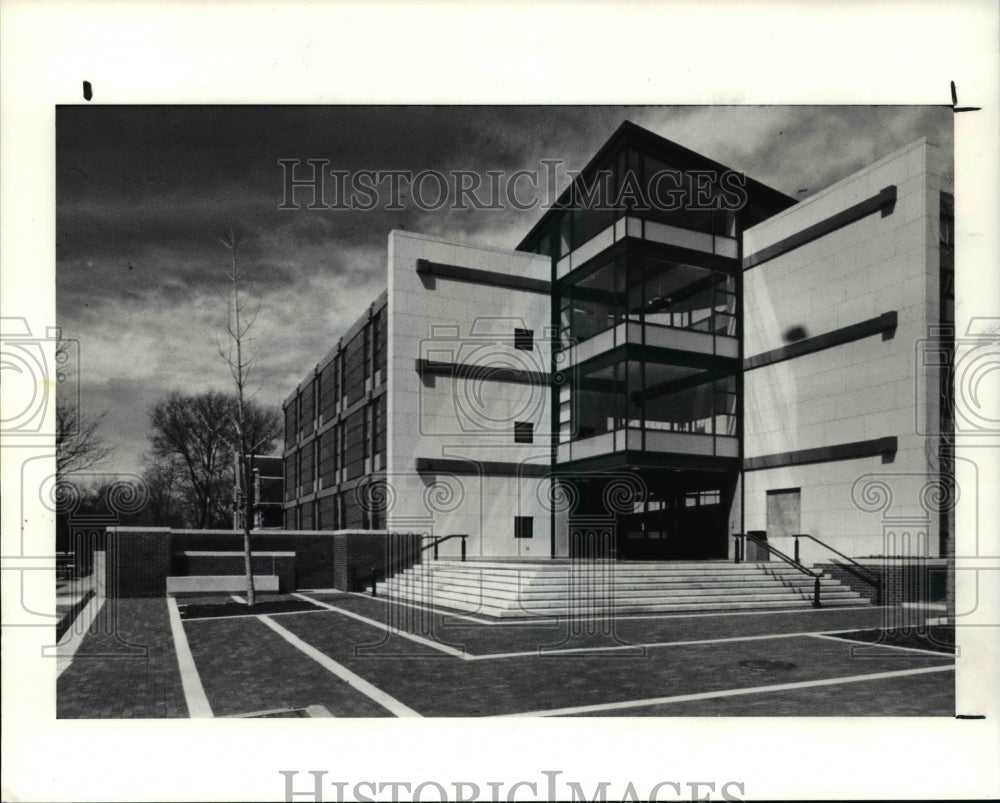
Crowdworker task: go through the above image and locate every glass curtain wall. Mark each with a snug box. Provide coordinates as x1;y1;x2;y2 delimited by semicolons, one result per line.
559;257;737;348
571;362;736;442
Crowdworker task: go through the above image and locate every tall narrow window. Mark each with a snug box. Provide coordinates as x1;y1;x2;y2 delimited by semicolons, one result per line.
314;371;321;426
514;516;533;539
514;328;534;351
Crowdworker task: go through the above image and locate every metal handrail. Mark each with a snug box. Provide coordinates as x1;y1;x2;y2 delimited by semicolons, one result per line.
732;532;822;607
356;534;468;597
793;533;882;605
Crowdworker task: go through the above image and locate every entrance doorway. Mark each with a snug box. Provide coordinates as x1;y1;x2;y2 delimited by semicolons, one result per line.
561;469;736;561
617;489;726;560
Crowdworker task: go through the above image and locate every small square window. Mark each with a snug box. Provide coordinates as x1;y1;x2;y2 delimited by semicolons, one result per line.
514;421;534;444
515;516;533;539
514;328;534;351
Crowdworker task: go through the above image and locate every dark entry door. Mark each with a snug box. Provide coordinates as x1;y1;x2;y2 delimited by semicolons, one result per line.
569;522;616;560
617;502;727;560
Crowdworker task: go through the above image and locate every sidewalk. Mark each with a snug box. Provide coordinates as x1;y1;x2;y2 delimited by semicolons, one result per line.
57;598;188;718
56;592;954;718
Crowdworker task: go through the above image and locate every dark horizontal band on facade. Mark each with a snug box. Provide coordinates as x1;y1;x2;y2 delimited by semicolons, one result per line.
415;358;549;385
743;185;897;270
554;450;740;474
744;311;898;371
416;258;551;294
554;236;740;291
569;342;737;378
415;457;551;477
743;436;897;471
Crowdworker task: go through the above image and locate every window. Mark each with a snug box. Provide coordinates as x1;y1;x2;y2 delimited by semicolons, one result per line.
514;421;534;444
314;372;321;426
514;328;534;351
766;488;801;540
515;516;533;539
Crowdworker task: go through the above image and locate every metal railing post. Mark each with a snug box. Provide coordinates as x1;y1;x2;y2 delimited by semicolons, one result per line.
434;540;439;560
794;535;800;564
461;536;466;562
797;532;881;606
813;576;821;608
371;572;378;598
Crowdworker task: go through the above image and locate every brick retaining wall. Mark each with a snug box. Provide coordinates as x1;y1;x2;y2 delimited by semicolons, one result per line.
815;560;947;605
334;531;423;591
105;527;422;597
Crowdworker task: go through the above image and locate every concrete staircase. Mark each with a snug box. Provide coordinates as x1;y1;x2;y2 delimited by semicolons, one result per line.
378;560;872;618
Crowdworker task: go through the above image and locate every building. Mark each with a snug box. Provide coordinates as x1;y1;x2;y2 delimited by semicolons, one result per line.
251;455;285;529
282;121;953;566
282;291;387;531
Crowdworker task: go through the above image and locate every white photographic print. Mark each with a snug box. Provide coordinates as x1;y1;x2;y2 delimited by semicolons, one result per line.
2;3;998;802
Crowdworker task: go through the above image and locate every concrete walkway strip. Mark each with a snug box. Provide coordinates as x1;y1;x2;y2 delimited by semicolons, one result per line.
294;594;934;661
497;664;956;717
463;627;945;661
807;631;955;657
166;596;214;718
55;595;106;678
291;593;468;659
257;615;422;717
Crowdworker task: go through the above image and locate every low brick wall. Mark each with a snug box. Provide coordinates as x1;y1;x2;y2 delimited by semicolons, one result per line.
106;528;171;598
169;531;338;590
815;560;948;605
105;527;422;597
334;531;423;592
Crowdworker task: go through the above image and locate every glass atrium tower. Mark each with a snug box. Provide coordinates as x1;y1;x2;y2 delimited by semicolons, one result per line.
517;122;795;559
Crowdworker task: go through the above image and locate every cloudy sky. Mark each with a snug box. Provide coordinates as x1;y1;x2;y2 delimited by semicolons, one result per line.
56;105;952;477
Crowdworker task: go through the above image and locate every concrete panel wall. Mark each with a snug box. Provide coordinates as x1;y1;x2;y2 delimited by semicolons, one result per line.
387;231;554;556
742;140;945;558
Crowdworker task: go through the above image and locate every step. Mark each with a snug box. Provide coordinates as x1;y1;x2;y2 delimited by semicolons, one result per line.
445;585;861;603
391;570;851;591
375;558;872;619
409;568;824;585
386;572;862;590
382;581;862;605
417;560;799;574
380;584;836;610
380;588;870;618
385;576;859;597
408;565;813;580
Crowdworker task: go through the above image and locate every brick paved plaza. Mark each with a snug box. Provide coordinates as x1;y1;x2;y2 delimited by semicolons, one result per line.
56;592;954;719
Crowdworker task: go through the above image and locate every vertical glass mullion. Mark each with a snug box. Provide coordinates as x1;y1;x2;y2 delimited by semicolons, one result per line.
640;360;646;450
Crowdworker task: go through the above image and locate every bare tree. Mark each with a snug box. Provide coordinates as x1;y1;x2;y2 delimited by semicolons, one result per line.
145;391;279;529
138;455;187;528
55;337;115;475
149;391;235;528
217;229;268;607
56;401;114;475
